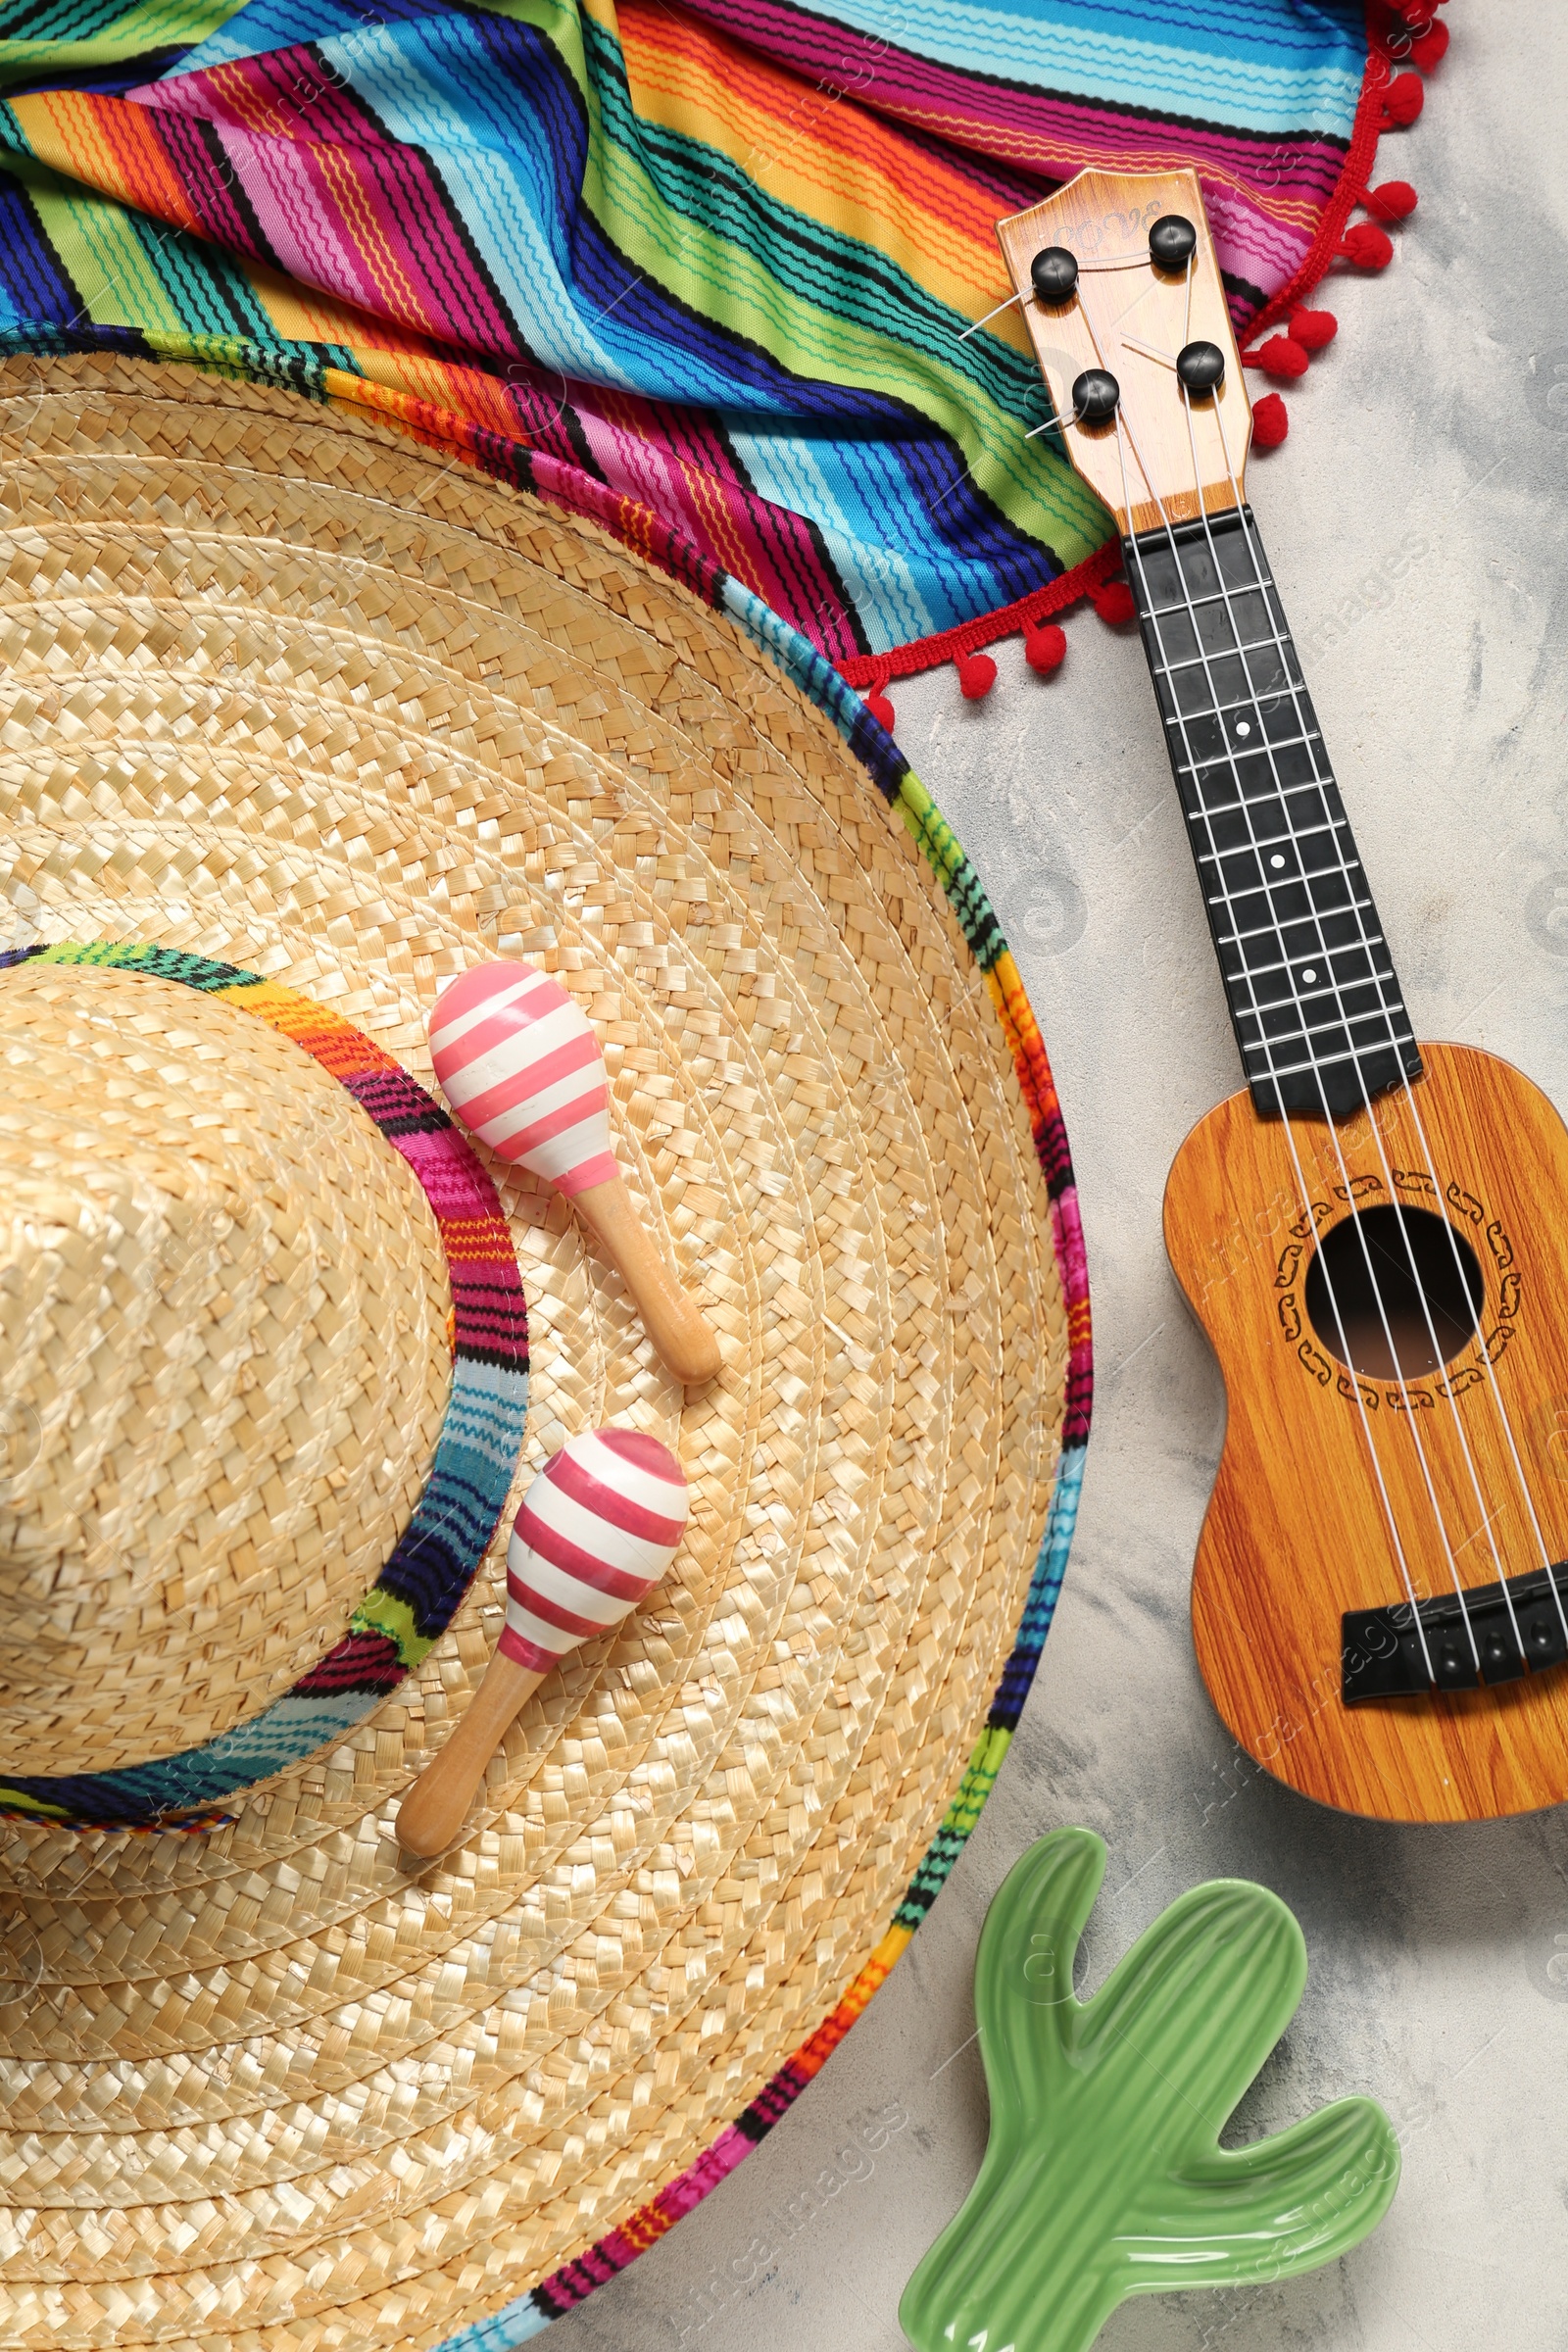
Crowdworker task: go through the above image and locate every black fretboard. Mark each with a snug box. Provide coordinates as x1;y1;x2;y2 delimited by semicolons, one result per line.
1123;507;1421;1119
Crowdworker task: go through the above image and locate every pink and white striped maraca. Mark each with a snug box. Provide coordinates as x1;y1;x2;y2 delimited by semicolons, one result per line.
500;1428;688;1671
429;960;720;1384
397;1428;689;1863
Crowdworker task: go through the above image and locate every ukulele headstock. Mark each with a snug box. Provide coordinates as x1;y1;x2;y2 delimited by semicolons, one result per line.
996;168;1251;536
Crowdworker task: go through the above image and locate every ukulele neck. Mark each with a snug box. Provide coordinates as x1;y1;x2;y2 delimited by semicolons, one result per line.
1123;505;1423;1120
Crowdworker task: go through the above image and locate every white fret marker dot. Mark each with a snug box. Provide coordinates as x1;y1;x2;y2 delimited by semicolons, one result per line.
1302;967;1319;983
1236;720;1251;737
1269;854;1286;869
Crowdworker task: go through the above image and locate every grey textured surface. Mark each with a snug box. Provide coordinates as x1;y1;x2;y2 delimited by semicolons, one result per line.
555;11;1568;2348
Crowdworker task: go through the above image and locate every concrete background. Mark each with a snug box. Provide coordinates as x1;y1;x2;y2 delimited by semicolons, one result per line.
558;9;1568;2347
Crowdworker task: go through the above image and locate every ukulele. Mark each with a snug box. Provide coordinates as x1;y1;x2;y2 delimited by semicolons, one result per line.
992;169;1568;1823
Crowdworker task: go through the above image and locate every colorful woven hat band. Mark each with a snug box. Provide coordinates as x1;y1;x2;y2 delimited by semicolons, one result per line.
0;941;529;1833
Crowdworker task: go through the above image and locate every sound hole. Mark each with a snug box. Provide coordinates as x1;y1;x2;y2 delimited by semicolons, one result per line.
1305;1205;1485;1381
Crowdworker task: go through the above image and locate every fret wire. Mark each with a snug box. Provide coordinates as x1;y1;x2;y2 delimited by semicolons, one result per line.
1221;935;1391;981
1240;1037;1415;1075
1146;586;1294;643
1178;753;1327;787
1146;585;1281;616
1206;872;1365;907
1250;1035;1418;1085
1231;966;1407;1010
1236;1000;1415;1051
1202;852;1375;901
1241;1006;1410;1054
1184;785;1343;826
1190;817;1348;855
1185;760;1339;794
1193;794;1339;857
1177;735;1323;768
1232;982;1408;1027
1152;638;1301;683
1176;730;1324;772
1216;898;1380;949
1241;988;1410;1035
1152;617;1295;655
1154;656;1301;694
1230;972;1407;1022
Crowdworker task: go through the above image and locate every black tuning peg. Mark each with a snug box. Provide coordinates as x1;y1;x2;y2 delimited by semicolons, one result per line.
959;244;1080;343
1176;340;1225;393
1070;368;1120;424
1149;214;1198;270
1029;246;1079;305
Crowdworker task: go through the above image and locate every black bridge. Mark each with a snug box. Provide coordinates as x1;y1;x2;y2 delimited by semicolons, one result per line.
1343;1564;1568;1703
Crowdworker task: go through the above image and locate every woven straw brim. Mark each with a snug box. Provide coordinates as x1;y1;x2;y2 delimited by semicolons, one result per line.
0;355;1067;2352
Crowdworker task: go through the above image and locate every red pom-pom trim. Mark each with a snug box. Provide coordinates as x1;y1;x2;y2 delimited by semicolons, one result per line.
956;653;997;700
1383;73;1424;123
1247;334;1309;380
1090;581;1137;627
1363;178;1418;220
1340;222;1395;270
1024;622;1067;675
1409;23;1448;68
1289;307;1338;351
864;690;895;731
1250;393;1289;449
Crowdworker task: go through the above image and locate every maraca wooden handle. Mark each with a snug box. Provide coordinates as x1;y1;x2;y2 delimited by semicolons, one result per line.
398;1426;689;1865
396;1651;545;1863
574;1175;722;1385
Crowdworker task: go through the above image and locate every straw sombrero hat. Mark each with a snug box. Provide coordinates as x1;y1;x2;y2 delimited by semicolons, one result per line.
0;353;1079;2350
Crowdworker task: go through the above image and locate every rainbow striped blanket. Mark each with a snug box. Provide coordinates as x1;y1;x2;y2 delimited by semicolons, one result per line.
0;0;1403;673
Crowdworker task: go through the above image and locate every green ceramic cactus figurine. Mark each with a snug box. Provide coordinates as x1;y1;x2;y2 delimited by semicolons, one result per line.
901;1827;1399;2352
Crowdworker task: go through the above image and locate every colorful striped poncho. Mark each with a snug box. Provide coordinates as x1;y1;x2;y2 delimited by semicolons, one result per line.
0;0;1441;679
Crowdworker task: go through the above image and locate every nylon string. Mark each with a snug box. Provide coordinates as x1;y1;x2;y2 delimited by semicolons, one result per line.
1072;246;1446;1676
1075;250;1462;1676
1100;402;1446;1683
1198;381;1558;1658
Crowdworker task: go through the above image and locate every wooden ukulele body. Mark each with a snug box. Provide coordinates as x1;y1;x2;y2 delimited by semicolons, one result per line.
1165;1041;1568;1821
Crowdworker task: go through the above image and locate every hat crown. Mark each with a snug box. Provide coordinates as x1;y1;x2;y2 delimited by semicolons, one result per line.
0;960;453;1776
